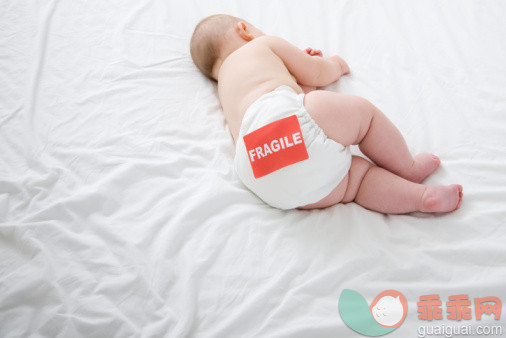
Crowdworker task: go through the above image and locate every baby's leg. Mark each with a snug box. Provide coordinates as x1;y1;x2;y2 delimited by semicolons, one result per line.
347;157;462;213
304;91;440;183
299;156;463;213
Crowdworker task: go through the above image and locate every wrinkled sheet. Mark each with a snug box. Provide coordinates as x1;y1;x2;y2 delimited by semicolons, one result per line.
1;1;505;337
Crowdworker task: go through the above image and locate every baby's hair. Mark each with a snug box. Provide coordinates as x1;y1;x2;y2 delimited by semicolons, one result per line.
190;14;241;80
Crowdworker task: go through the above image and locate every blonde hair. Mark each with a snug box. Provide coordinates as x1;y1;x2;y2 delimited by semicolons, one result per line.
190;14;241;79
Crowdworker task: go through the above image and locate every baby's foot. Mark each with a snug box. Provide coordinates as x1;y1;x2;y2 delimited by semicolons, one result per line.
420;184;463;213
403;153;441;183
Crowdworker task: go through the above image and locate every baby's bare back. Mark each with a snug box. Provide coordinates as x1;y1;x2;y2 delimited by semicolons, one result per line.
218;36;302;143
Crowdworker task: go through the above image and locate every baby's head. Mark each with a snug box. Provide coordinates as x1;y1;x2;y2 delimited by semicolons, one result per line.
190;14;262;80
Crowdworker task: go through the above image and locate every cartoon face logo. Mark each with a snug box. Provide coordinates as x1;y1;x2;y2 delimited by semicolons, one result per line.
369;290;407;328
339;289;408;336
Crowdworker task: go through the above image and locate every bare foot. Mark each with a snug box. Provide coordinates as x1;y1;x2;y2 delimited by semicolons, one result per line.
420;185;463;213
403;153;441;183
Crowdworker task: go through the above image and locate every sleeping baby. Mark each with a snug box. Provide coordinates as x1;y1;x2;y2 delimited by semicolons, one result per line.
190;14;463;213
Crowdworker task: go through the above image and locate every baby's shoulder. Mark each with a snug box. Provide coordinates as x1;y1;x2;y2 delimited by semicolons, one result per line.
237;35;283;57
233;36;275;57
247;35;291;55
251;35;281;47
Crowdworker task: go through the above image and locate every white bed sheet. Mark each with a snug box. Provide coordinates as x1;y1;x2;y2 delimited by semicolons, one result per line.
1;0;505;337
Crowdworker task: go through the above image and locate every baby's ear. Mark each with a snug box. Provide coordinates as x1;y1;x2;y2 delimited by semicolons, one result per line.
237;22;253;41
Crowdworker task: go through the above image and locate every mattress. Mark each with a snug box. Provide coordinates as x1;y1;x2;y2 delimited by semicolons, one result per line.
1;0;505;337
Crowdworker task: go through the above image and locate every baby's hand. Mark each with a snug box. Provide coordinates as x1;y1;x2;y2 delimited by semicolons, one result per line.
327;55;350;75
305;47;323;57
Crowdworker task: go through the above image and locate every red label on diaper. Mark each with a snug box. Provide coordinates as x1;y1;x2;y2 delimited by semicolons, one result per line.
243;115;309;178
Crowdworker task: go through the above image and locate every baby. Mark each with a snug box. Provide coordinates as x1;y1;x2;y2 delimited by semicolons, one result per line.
190;14;463;213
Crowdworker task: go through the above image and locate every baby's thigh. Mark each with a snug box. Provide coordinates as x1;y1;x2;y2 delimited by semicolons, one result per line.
303;90;374;146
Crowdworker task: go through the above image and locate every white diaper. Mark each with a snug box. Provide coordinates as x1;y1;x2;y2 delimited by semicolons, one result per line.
234;85;352;209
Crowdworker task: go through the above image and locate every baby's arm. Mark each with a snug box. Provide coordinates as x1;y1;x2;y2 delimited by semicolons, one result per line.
263;35;349;87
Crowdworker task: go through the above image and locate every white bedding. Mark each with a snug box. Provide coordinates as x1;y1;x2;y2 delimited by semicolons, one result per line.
1;1;505;337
